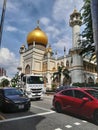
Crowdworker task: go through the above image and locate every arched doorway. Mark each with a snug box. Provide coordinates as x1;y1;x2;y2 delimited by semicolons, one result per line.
25;64;30;74
88;77;94;84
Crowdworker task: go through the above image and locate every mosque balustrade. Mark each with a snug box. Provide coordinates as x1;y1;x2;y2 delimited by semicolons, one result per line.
83;61;97;73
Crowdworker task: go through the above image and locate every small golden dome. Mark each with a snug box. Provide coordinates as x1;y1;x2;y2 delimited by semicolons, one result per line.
21;44;25;49
27;27;48;46
70;8;80;18
45;47;52;53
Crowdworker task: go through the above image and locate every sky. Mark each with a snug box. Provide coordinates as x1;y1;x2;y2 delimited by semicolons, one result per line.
0;0;83;78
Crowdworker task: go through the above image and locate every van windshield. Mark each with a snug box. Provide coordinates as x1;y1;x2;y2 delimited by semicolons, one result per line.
27;76;44;84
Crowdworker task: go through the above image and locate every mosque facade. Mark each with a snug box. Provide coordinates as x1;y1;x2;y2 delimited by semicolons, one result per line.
18;9;98;89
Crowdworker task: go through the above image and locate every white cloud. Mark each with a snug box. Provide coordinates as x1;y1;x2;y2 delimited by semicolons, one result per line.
52;0;83;22
5;25;27;35
51;0;83;55
5;26;18;32
53;36;72;55
0;48;19;78
40;17;50;26
46;25;60;38
6;1;19;12
52;0;73;21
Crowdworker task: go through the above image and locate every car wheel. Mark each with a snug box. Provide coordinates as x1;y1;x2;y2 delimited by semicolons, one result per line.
93;110;98;125
55;102;62;113
1;106;8;113
24;107;30;111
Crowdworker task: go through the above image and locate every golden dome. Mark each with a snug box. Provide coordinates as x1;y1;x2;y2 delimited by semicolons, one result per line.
27;27;48;46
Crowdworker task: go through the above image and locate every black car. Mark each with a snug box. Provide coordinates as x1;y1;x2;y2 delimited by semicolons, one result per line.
0;87;31;112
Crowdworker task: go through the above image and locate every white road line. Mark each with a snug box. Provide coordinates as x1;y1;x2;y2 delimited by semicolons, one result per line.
65;125;72;128
82;120;87;123
55;128;62;130
74;122;81;125
31;105;52;112
0;111;55;123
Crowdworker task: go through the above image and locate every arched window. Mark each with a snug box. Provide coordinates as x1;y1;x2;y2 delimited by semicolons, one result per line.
57;63;59;66
66;60;69;67
43;62;47;71
88;77;94;84
25;64;30;74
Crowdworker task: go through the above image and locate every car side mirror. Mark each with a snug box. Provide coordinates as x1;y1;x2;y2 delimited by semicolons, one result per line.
82;97;89;102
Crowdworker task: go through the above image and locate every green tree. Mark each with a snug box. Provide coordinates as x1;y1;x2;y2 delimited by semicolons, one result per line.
79;0;95;60
63;68;71;85
0;78;10;87
52;66;62;86
52;65;71;86
11;72;19;87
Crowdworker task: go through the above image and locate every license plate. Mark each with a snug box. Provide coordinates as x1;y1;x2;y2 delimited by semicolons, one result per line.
18;105;24;109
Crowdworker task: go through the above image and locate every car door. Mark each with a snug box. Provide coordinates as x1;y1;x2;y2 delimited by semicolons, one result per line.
60;89;75;112
71;90;93;116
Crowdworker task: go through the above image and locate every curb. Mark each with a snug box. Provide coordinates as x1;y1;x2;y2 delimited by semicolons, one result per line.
45;92;55;95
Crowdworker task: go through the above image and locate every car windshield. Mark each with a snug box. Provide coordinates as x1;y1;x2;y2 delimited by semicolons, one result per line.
85;90;98;99
4;88;23;96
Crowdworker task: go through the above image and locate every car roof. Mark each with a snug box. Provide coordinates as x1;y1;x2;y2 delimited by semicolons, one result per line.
57;87;95;93
60;87;95;92
0;87;16;90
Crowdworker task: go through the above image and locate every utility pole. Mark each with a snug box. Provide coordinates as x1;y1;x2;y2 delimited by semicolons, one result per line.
0;0;7;48
91;0;98;77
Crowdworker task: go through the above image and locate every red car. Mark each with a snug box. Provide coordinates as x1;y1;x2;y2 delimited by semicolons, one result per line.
53;87;98;124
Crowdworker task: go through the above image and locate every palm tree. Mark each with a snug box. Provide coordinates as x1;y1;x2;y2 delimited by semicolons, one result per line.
52;65;71;87
63;68;71;85
52;66;63;86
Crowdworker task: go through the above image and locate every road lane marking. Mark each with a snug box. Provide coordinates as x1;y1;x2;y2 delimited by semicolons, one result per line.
82;120;87;123
0;111;55;123
74;122;81;125
31;105;52;112
65;125;72;128
55;128;62;130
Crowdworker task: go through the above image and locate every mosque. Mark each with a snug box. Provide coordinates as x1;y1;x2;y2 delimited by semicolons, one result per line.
18;9;98;89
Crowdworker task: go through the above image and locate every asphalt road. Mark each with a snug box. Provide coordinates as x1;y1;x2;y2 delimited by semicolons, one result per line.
0;94;98;130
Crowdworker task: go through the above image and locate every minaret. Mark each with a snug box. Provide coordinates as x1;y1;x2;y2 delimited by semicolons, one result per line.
17;44;26;74
69;9;82;48
45;44;53;89
69;9;84;84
